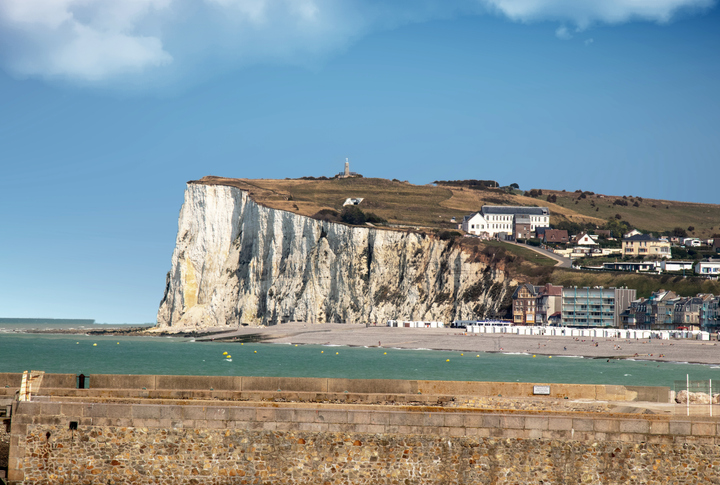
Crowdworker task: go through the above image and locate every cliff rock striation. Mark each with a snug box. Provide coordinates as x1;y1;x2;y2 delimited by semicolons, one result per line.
156;181;516;329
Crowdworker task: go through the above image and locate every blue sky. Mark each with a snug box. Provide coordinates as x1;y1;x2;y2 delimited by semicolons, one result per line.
1;0;718;323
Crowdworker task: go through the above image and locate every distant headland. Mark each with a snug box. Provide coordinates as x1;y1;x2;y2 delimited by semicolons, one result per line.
0;318;95;325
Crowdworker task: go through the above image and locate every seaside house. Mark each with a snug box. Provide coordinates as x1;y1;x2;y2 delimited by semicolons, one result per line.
602;261;660;273
622;234;672;259
511;283;563;325
513;215;533;239
635;290;678;330
673;295;712;330
660;261;694;273
536;284;563;324
512;284;539;324
700;297;720;332
695;260;720;276
574;233;599;246
542;229;569;244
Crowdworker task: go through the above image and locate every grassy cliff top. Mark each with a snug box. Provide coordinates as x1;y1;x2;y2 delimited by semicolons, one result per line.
192;176;720;299
193;176;719;238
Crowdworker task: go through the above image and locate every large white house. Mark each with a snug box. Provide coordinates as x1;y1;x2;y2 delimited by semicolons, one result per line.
695;261;720;276
461;205;550;237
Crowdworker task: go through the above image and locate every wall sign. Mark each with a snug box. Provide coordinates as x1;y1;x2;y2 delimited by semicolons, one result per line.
533;385;550;395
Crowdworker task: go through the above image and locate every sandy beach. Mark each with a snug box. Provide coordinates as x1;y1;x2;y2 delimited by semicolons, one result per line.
188;322;720;366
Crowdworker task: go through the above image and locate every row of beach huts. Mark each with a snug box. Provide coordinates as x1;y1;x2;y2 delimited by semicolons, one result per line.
386;319;713;341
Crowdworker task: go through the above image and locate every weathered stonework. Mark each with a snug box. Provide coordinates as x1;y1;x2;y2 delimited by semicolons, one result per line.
8;395;720;484
17;425;720;484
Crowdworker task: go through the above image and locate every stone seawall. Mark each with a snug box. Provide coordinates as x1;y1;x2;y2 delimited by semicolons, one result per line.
8;399;720;484
0;373;671;403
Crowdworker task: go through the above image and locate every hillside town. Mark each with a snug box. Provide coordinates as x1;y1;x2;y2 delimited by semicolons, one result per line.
460;204;720;333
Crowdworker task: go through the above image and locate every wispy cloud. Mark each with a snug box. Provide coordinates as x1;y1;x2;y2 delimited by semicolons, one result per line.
483;0;715;29
555;25;572;39
0;0;715;87
584;38;594;46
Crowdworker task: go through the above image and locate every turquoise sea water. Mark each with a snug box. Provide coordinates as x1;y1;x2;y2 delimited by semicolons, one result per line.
1;332;719;387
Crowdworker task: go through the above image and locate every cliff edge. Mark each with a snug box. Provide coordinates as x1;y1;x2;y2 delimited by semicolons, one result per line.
156;180;517;329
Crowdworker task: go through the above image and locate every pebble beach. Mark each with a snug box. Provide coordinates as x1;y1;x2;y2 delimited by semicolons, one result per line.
189;322;720;366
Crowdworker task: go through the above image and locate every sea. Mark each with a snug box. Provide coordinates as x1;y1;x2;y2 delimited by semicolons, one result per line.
1;321;718;389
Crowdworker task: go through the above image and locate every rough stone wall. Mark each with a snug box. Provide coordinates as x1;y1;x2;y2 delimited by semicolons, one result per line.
9;400;720;484
17;425;720;484
157;183;515;329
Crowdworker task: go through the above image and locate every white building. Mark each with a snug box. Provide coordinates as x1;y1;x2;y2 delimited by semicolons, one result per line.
682;238;702;247
575;233;599;246
695;261;720;276
461;206;550;237
660;261;694;272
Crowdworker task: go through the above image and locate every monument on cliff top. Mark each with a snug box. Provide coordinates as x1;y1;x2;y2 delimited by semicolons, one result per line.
335;158;361;179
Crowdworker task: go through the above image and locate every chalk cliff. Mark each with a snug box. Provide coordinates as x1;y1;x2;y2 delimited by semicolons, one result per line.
156;181;517;329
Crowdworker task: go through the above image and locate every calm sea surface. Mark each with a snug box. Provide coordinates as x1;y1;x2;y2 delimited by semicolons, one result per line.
2;328;719;388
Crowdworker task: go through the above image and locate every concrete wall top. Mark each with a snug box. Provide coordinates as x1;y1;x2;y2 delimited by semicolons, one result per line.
0;373;671;403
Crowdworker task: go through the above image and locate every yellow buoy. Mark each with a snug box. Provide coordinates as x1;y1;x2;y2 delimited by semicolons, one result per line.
93;343;97;346
254;351;257;353
533;355;536;358
117;342;119;345
227;355;231;359
295;344;298;347
241;343;244;345
446;359;450;362
76;342;79;344
321;351;324;353
383;352;387;355
549;356;552;359
336;352;339;355
223;351;228;355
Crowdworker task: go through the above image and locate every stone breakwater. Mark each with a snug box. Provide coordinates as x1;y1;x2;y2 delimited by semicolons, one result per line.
157;182;515;329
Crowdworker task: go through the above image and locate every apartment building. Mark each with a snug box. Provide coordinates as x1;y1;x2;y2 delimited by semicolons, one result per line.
561;286;636;328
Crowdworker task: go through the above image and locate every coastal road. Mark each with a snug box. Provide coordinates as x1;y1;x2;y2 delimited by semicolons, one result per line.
503;240;572;268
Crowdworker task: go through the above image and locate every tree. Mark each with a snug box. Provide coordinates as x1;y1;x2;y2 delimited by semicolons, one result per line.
510;183;520;189
546;194;557;203
602;218;630;238
688;226;695;232
672;227;688;238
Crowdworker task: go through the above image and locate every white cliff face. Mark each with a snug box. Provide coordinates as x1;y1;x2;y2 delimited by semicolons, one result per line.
157;183;516;329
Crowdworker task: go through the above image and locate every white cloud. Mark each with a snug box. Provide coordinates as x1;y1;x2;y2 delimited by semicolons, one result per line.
0;0;715;86
0;0;172;81
584;38;594;46
483;0;715;29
